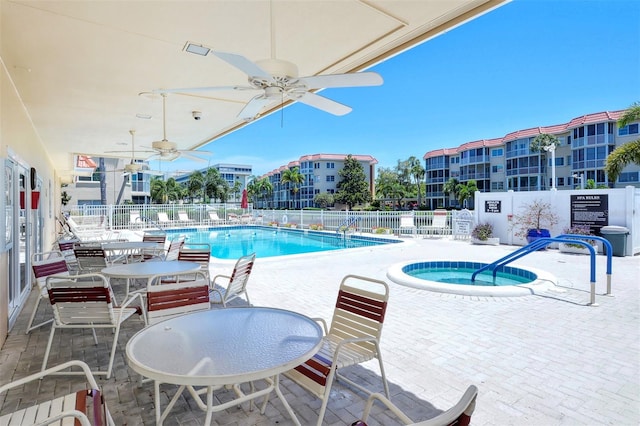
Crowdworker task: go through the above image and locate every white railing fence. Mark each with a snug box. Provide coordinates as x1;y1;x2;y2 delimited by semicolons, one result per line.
63;205;468;235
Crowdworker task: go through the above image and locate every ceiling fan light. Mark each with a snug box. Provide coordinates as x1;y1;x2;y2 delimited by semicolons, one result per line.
183;42;210;56
124;163;142;173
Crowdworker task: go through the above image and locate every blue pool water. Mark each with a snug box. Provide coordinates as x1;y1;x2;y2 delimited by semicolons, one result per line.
166;226;398;259
387;260;551;297
402;261;536;286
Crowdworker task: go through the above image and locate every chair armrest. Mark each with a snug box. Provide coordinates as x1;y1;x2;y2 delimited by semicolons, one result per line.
211;274;231;285
310;317;329;335
361;393;413;424
34;410;92;426
0;360;99;394
117;292;147;325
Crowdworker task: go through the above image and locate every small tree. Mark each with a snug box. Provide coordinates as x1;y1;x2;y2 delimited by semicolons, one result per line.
314;193;334;209
334;154;371;209
605;102;640;182
511;199;559;238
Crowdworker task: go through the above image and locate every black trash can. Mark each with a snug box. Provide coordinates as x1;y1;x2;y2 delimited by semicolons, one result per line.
600;225;629;257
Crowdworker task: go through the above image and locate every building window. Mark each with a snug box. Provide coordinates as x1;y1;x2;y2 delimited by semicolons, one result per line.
491;182;504;190
327;189;335;194
326;175;335;182
491;165;503;173
557;177;565;186
491;148;503;157
326;162;335;169
619;123;639;136
619;172;639;183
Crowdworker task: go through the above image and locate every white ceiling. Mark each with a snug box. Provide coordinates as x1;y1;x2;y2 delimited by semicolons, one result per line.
1;0;509;177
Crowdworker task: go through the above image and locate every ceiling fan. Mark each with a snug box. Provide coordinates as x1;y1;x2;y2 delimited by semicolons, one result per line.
157;52;383;120
156;2;382;120
103;130;163;176
142;93;212;163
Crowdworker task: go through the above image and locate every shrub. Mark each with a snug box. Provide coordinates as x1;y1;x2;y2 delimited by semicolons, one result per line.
309;223;324;230
562;224;595;248
511;199;559;238
471;222;493;241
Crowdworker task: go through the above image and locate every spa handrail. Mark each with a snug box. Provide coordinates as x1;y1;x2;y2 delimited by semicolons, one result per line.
336;216;360;234
471;235;613;306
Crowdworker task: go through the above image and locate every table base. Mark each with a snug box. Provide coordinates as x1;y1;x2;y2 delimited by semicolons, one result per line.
153;374;300;426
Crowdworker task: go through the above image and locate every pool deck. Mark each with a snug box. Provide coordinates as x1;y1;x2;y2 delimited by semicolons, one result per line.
1;235;639;425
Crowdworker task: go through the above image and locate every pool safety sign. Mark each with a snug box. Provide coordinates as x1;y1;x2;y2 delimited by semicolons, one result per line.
485;200;501;213
570;194;608;234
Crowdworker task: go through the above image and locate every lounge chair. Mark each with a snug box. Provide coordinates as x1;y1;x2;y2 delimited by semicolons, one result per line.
284;274;390;425
157;212;175;228
177;211;194;225
399;213;417;237
420;209;449;237
0;360;116;426
355;385;478;426
227;213;240;223
207;210;224;225
129;210;142;229
240;213;253;224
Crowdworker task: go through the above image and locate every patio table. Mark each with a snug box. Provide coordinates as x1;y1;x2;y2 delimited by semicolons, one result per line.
102;260;201;297
101;241;163;264
125;307;323;425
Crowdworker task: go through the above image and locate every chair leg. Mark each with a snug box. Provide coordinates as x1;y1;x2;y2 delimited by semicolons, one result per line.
106;325;121;379
25;293;50;334
41;325;57;373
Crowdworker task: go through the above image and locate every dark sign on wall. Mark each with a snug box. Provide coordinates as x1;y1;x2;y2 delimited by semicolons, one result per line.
571;194;608;234
485;200;501;213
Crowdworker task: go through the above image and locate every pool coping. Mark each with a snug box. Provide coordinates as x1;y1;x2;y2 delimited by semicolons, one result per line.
386;260;558;297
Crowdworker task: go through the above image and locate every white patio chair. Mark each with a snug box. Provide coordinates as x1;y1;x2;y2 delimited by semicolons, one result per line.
356;385;478;426
284;274;390;426
0;360;115;426
421;209;450;237
43;273;147;378
129;209;142;229
177;211;194;225
26;250;70;334
157;212;175;228
146;235;184;262
399;213;417;237
176;243;211;280
146;274;211;325
207;210;225;225
74;246;108;272
210;252;256;307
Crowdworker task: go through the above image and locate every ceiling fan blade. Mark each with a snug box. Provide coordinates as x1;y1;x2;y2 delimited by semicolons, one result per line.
142;169;164;175
299;71;383;89
153;86;254;94
296;92;352;116
179;152;210;162
212;51;275;82
238;95;273;120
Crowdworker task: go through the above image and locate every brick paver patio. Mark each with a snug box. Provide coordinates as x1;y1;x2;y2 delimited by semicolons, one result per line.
1;235;638;425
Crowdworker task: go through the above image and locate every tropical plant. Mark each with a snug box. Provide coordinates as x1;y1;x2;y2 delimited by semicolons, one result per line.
281;166;305;209
442;178;460;207
150;176;181;203
511;198;559;238
187;170;205;202
605;102;640;183
335;154;371;210
455;179;478;208
61;189;71;206
471;222;493;241
376;167;407;210
529;133;560;153
406;156;425;207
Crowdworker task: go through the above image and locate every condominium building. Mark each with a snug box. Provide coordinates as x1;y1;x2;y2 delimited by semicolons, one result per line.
65;156;152;206
261;154;378;209
173;163;252;202
424;109;639;210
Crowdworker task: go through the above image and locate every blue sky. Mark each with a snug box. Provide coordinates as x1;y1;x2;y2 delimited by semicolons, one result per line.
155;0;640;178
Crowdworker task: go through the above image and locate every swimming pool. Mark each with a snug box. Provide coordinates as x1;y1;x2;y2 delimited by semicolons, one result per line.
387;260;557;297
167;226;399;259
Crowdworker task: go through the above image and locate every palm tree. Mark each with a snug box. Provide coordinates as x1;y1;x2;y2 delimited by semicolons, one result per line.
187;171;204;202
407;156;425;207
280;166;305;209
605;102;640;183
455;180;478;208
258;178;273;208
442;178;460;207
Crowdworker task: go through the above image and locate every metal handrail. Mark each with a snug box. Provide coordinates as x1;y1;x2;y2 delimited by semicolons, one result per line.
336;216;361;234
471;235;613;306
